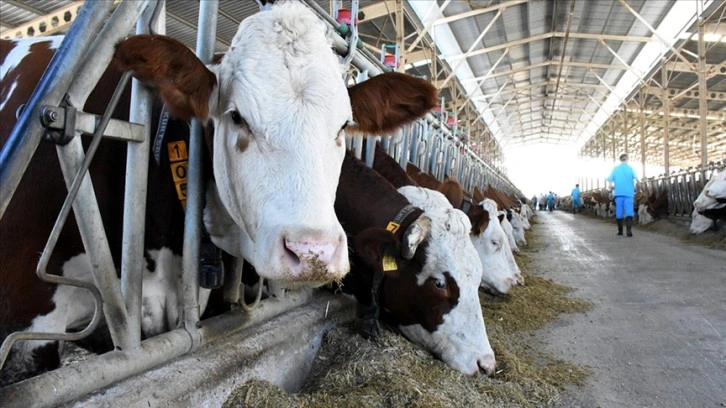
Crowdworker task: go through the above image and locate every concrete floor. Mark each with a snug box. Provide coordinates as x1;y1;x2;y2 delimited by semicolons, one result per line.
527;211;726;408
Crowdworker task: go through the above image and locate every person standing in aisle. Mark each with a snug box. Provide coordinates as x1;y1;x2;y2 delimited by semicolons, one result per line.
571;184;582;214
607;154;638;237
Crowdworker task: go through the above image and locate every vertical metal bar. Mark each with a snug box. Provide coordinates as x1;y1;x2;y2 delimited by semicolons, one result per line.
0;1;115;219
639;91;646;178
697;0;708;167
662;63;670;175
182;0;218;336
121;0;164;351
610;116;617;163
622;105;628;155
365;136;376;168
399;126;410;169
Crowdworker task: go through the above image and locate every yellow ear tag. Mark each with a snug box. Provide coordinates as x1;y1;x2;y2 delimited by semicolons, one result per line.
382;255;398;272
386;222;400;234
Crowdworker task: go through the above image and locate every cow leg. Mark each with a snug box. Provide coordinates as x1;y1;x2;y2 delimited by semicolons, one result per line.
361;269;383;339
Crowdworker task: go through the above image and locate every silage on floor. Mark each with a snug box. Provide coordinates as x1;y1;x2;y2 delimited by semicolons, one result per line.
225;226;591;408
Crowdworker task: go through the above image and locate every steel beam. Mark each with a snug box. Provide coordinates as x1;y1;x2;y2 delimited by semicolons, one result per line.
697;0;709;167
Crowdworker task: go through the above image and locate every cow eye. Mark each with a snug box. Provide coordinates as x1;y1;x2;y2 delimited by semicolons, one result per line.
337;122;349;139
433;277;447;290
230;110;244;125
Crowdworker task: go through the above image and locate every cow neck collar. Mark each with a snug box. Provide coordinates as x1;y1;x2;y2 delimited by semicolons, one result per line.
385;204;424;235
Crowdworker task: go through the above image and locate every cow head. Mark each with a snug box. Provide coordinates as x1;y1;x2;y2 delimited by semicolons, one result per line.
470;199;523;294
391;186;495;375
690;207;716;234
694;171;726;213
509;211;527;246
638;204;654;225
113;3;436;287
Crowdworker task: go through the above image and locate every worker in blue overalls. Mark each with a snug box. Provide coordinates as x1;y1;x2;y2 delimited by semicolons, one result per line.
607;154;638;237
546;191;555;212
571;184;582;214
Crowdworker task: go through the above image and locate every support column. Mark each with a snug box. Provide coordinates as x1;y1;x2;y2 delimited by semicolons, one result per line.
622;105;629;155
611;118;617;164
662;62;670;175
697;0;708;167
639;90;646;178
395;0;405;73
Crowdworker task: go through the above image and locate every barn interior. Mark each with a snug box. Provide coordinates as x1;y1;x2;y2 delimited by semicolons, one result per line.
1;1;725;406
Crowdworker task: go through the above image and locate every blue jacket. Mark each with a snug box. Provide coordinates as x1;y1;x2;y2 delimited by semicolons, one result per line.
607;163;637;197
571;187;581;201
546;193;555;203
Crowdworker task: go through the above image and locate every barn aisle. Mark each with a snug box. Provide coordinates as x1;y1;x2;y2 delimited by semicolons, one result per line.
525;211;726;408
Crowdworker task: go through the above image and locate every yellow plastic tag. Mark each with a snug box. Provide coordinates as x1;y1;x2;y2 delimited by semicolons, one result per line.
382;255;398;272
385;222;400;234
170;161;188;182
174;180;187;200
167;141;188;162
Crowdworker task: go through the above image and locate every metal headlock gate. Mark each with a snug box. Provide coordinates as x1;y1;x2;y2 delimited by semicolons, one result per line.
635;161;725;217
0;1;520;406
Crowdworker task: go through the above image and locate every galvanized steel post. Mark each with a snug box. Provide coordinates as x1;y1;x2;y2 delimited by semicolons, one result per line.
181;0;218;338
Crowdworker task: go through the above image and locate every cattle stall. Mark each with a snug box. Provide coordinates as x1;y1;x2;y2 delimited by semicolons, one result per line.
0;1;518;406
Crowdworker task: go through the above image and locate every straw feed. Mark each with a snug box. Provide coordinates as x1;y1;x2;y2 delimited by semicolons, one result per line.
225;227;591;408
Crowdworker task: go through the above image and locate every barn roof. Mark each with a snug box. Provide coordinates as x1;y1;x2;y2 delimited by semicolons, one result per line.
1;0;724;171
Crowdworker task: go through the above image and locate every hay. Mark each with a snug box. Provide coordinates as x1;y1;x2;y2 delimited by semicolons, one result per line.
225;229;591;408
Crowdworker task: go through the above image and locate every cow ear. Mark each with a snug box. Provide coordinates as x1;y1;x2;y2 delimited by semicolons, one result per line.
353;228;403;279
469;207;490;235
113;34;217;121
347;72;437;135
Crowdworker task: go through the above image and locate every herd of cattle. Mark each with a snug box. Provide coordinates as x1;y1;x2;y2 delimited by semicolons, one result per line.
0;3;536;389
556;170;726;234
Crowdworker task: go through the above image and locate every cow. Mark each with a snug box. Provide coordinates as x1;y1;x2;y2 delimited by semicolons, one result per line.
335;151;496;375
508;209;527;246
689;171;726;234
637;189;669;225
0;2;437;385
689;208;720;234
693;170;726;213
370;144;521;294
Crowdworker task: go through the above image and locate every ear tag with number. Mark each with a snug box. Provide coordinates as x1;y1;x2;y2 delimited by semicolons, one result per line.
382;255;398;272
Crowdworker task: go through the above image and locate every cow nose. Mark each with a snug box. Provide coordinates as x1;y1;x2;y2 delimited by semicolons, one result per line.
281;231;348;279
284;239;337;266
514;274;525;286
478;354;497;376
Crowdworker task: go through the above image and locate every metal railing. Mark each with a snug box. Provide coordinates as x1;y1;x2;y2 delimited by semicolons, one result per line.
635;161;724;217
0;1;523;405
581;160;724;217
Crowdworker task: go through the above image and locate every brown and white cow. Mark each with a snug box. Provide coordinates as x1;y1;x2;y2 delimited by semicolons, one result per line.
638;190;669;225
372;145;522;294
336;151;496;375
0;3;436;385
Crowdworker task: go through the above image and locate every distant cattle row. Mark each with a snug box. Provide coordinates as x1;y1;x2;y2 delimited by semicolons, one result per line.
555;168;726;234
0;2;534;390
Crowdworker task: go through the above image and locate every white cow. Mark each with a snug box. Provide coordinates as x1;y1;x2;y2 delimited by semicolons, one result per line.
471;199;524;293
693;171;726;213
690;208;715;234
499;210;520;253
509;211;528;246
